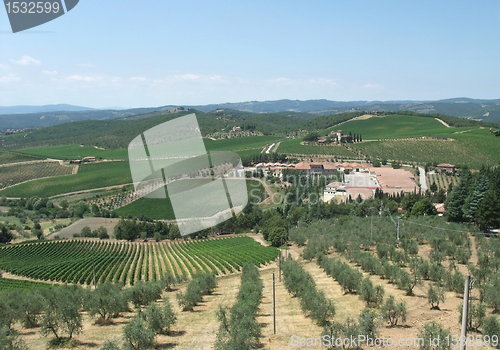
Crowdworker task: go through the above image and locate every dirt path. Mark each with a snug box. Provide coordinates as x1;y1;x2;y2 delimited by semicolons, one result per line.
167;274;241;350
435;118;451;127
257;266;324;349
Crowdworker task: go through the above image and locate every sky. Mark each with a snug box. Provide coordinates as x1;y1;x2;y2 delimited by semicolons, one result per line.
1;1;500;108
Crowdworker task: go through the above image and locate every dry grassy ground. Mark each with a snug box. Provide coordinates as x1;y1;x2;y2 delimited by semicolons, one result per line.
9;233;497;350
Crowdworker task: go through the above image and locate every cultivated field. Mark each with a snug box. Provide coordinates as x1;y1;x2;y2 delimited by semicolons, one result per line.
17;145;128;160
0;161;75;189
16;136;281;161
325;115;500;168
426;173;459;191
0;149;44;164
277;138;359;157
0;161;132;198
352;138;500;168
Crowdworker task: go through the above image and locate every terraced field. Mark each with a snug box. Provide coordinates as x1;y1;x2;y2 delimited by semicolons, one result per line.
0;236;279;285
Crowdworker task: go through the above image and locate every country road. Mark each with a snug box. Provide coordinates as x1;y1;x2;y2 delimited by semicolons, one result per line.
419;166;427;191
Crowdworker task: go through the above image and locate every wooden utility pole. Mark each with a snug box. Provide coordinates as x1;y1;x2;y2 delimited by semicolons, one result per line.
460;274;471;350
397;217;400;247
273;273;276;334
279;251;281;282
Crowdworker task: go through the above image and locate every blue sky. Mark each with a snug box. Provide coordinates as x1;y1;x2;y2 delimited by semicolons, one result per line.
1;1;499;108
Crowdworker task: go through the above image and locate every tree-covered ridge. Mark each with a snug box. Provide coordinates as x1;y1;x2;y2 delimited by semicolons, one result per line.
3;107;488;151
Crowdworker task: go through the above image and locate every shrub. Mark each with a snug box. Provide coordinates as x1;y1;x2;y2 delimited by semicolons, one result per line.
458;301;486;332
142;299;177;335
427;284;445;310
418;321;451;350
84;282;128;322
128;281;163;310
40;285;83;341
176;273;217;311
123;315;154;350
359;277;384;308
382;295;407;327
0;326;28;350
482;316;500;341
100;340;121;350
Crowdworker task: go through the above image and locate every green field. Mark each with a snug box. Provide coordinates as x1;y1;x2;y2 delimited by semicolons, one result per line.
0;161;132;198
114;179;268;220
326;114;470;139
16;136;281;161
235;148;264;159
18;145;128;160
277;137;358;157
203;136;281;152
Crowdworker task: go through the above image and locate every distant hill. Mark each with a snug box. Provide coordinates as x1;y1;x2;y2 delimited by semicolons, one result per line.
0;107;492;151
0;106;178;129
180;98;500;123
0;104;96;115
1;98;500;130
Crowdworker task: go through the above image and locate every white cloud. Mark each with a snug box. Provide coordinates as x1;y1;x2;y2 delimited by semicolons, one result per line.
11;55;41;65
112;77;122;83
362;83;383;89
175;74;200;81
66;75;99;82
309;78;337;86
269;77;290;83
76;63;93;68
130;76;146;81
41;70;58;75
0;74;21;83
0;63;10;70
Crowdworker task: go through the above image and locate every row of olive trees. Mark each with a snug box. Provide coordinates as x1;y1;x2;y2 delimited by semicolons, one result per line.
282;255;335;326
215;264;263;350
317;254;363;294
0;280;171;348
176;273;217;311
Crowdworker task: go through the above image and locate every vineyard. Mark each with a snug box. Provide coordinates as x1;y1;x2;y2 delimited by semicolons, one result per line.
0;161;75;190
0;236;279;285
0;277;56;291
0;149;44;165
277;137;358;157
426;173;460;191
